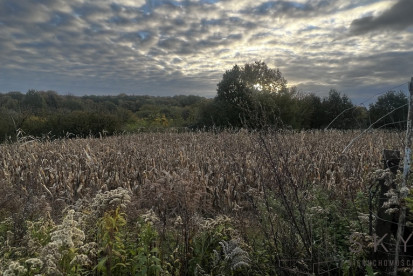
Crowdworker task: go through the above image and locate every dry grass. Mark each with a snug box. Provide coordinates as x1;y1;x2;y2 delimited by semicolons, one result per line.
0;129;404;274
0;130;402;220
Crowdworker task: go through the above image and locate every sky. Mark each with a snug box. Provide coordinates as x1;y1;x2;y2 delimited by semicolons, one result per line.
1;0;413;103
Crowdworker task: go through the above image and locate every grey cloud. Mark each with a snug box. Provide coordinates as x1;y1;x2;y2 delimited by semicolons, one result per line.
0;0;255;95
47;12;77;27
197;33;243;50
117;31;157;52
1;0;413;99
244;0;334;19
108;14;133;25
285;49;413;102
158;37;194;54
350;0;413;35
253;1;313;15
71;2;111;19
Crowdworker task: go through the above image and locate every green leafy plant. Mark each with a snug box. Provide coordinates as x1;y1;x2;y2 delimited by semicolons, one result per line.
96;207;127;275
127;218;162;276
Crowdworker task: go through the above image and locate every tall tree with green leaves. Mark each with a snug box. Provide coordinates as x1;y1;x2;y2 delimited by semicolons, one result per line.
214;61;288;127
321;89;355;129
216;61;287;105
369;91;407;129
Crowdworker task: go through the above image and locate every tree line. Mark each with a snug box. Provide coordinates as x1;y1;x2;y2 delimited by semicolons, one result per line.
0;61;408;142
0;91;204;142
197;61;407;130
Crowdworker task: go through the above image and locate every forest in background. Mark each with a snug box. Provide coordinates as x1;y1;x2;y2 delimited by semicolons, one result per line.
0;62;409;143
0;92;204;142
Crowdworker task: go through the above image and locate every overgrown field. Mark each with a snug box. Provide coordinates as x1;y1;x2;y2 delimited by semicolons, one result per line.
0;130;407;275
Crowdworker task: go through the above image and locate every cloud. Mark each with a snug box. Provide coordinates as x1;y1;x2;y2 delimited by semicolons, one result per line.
350;0;413;35
0;0;412;100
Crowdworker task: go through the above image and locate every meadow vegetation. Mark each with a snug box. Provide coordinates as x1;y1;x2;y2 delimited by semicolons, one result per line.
0;130;410;275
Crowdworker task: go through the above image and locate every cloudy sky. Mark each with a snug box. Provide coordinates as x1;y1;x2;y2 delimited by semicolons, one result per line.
1;0;413;103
